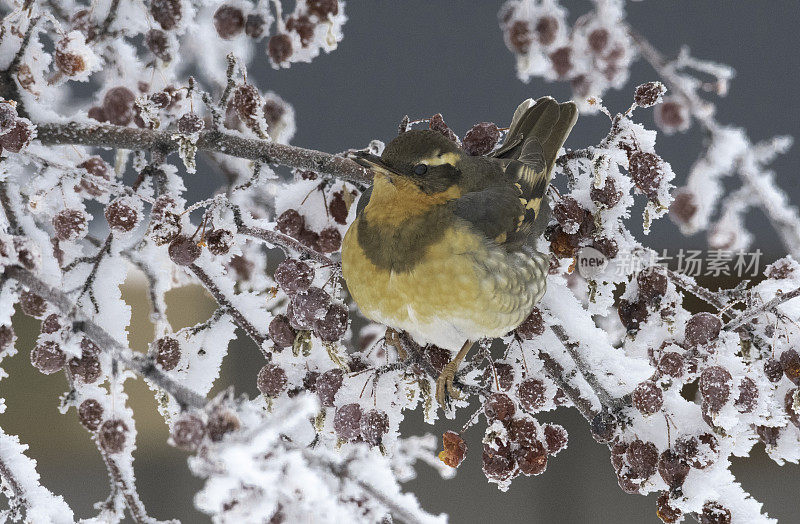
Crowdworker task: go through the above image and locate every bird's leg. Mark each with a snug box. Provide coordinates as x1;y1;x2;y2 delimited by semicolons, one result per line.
385;328;406;359
436;340;473;406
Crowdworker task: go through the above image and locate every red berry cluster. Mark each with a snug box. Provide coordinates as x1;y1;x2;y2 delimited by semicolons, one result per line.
276;208;342;253
617;266;669;333
268;0;340;66
0;101;33;155
333;403;389;446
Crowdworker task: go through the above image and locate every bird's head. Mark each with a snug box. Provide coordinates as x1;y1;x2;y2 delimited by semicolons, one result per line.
351;130;466;194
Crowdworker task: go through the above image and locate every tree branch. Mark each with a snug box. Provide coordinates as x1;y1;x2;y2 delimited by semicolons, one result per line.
725;286;800;332
34;122;373;186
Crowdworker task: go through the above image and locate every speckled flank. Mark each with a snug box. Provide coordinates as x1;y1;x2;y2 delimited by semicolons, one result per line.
342;219;549;350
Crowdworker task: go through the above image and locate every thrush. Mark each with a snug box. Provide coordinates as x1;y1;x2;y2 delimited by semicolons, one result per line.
341;97;578;405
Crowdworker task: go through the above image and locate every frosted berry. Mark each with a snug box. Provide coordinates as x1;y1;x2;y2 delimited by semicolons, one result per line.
214;5;245;39
655;99;689;134
669;188;697;225
637;267;668;305
105;198;139;232
206;229;234;256
756;425;780;447
535;16;558;46
150;0;182;30
269;314;296;348
429;114;458;143
700;502;731;524
483;362;514;391
764;358;784;383
516;307;545;339
263;99;286;128
168;235;201;265
439;430;467;468
291;287;331;326
618;299;648;332
245;14;267;38
316;368;343;407
268;33;293;64
516;441;548;476
591;411;616;442
685;312;721;348
297;228;320;251
462;122;500;156
77;156;110;196
20;290;47;318
145;29;171;61
150;90;171;109
699;366;732;412
334;403;363;441
87;106;107;122
611;442;627;471
312;303;348;342
543;424;568;455
68;338;101;384
634;82;667;107
591;176;622;207
276;209;304;237
156;336;181;370
329;191;349;224
780;349;800;385
233;83;262;130
656;492;682;523
482;442;516;481
517;378;546;412
0;120;32;153
274;259;314;295
658;449;689;488
307;0;339;18
658;352;684;378
626;439;658;479
617;471;641;494
318;227;342;253
286;15;315;46
628;151;664;199
549;47;572;78
99;419;128;453
0;103;18;135
734;377;758;413
171;414;205;450
52;209;88;241
766;258;794;279
177;112;204;134
508;21;531;53
54;39;85;76
484;393;516;422
553;196;586;233
78;399;104;431
360;409;389;446
588;28;609;53
257;364;287;397
207;409;240;441
632;381;663;415
0;325;14;349
102;86;136;126
593;237;619;259
508;416;537;446
426;345;450;373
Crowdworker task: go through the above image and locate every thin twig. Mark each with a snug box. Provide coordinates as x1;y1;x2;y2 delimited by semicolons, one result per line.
725;286;800;332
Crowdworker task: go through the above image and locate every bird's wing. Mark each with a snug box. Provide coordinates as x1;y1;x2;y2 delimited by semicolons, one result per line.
355;185;373;217
449;184;526;246
491;97;578;244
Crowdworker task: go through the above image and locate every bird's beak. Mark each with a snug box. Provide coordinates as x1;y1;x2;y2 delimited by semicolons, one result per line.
349;151;400;182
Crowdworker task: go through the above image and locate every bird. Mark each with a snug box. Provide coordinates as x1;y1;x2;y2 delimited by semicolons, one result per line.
341;97;578;406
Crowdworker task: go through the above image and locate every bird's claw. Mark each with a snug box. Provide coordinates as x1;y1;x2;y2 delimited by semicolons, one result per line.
435;361;463;406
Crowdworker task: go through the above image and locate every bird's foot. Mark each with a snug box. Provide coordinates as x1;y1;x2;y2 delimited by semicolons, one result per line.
435;360;463;406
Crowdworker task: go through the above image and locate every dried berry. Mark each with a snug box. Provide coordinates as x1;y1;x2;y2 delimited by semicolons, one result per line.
462;122;500;156
102;86;136;126
780;349;800;385
534;16;558;46
334;403;363;441
591;177;622;208
637;267;668;305
274;259;314;295
658;448;689;488
588;28;609;53
626;439;658;479
269;314;296;348
618;299;648;332
316;368;343;407
617;471;641;494
68;338;101;384
318;227;342;253
150;0;182;30
313;303;348;342
764;358;784;383
734;377;758;413
105;198;139;232
685;312;722;348
517;378;546;412
0;120;32;153
263;98;286;128
425;345;450;373
655;99;689;134
553;196;587;234
276;209;304;237
177;112;204;134
438;430;467;468
213;5;245;39
516;441;548;476
87;106;107;122
360;409;389;446
700;502;731;524
508;20;532;53
168;235;201;265
286;15;315;46
329;191;349;224
634;82;667;108
591;411;617;442
291;287;331;326
155;336;181;370
543;424;568;455
699;366;732;412
0;103;18;135
171;414;205;450
658;352;684;378
99;419;128;453
516;307;545;339
54;39;86;76
20;290;47;318
628;151;664;199
296;228;320;251
611;442;628;471
632;381;663;415
307;0;339;18
268;33;293;64
257;364;287;397
766;258;794;279
245;13;267;38
206;229;234;256
145;29;171;61
52;209;88;241
429;114;458;143
484;393;516;422
207;409;240;441
508;417;537;446
549;47;572;78
78;399;103;431
0;325;14;350
656;492;682;523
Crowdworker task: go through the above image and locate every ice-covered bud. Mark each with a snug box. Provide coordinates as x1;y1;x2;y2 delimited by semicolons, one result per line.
257;364;288;397
99;419;128;453
78;399;103;431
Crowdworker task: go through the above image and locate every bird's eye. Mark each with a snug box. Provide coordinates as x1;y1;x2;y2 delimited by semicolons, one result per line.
413;163;428;175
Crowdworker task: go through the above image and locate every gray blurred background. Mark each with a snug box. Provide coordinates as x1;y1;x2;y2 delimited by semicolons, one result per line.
2;1;800;522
